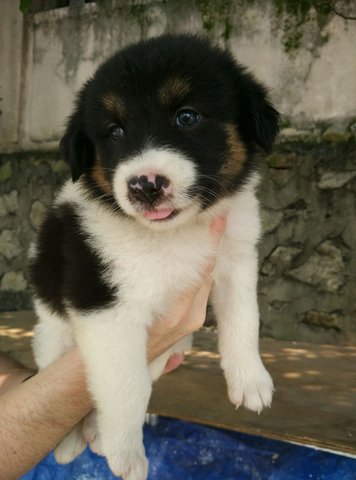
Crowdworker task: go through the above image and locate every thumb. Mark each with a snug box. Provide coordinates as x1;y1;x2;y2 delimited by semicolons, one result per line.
201;213;227;277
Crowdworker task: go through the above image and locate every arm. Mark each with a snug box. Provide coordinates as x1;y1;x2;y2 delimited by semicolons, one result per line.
0;280;211;480
0;283;211;480
0;214;226;479
147;213;227;360
0;347;90;480
0;338;180;479
0;351;36;393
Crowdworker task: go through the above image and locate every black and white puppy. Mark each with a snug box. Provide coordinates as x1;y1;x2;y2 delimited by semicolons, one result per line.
29;34;279;480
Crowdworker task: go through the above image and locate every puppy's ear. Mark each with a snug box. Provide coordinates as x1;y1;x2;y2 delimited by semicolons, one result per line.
60;111;94;183
236;73;280;152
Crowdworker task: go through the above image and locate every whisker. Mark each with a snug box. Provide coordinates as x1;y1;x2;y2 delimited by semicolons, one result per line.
195;173;230;194
194;186;222;202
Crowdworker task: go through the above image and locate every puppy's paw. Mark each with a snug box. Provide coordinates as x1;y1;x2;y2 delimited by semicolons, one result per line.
82;410;104;456
54;424;86;464
225;360;274;414
105;438;148;480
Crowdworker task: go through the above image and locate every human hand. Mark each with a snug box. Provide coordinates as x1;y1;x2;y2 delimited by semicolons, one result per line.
147;214;227;368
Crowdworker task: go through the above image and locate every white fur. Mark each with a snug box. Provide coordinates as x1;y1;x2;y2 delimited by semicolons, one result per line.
33;149;273;479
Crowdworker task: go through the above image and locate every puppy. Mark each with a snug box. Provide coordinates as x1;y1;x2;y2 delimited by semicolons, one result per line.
29;34;279;480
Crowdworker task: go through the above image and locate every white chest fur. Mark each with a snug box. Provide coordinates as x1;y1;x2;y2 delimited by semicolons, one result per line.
59;180;222;322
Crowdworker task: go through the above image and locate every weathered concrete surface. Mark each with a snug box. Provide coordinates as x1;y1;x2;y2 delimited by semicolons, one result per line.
1;0;356;152
0;0;24;151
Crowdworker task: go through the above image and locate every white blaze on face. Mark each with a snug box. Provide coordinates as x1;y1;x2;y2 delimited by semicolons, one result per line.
113;148;200;228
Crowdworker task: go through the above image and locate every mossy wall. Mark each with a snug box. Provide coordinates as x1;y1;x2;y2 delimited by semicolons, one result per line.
2;0;356;151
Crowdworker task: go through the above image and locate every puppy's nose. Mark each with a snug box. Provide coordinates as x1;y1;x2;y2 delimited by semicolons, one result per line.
128;175;170;204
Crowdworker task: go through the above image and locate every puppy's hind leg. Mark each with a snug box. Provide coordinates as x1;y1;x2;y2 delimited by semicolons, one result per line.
32;301;74;370
33;301;86;463
72;306;152;480
54;422;87;464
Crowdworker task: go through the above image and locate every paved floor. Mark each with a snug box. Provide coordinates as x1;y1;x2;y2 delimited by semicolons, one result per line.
0;310;37;368
1;310;355;456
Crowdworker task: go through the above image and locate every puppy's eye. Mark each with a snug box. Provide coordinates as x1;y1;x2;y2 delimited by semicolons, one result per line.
109;125;124;140
175;109;200;128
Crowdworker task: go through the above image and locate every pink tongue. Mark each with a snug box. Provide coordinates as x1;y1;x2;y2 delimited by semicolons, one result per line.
143;208;174;220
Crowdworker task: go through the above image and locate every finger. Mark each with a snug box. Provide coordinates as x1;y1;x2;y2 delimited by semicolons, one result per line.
163;353;185;374
157;214;227;326
196;275;214;302
184;276;213;331
178;215;226;301
210;213;228;247
176;273;213;317
202;214;227;277
182;216;227;329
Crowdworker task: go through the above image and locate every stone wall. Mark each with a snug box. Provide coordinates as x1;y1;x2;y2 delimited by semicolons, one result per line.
259;133;356;344
0;153;67;310
1;132;355;344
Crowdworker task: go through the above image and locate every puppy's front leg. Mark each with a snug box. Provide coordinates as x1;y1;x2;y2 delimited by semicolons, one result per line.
212;192;273;413
73;306;151;480
213;242;273;413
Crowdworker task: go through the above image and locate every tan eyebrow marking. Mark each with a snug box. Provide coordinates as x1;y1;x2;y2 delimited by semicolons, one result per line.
219;124;247;177
159;77;191;107
92;152;112;194
101;93;126;119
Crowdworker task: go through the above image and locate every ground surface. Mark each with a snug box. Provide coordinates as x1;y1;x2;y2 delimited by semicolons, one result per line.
1;310;355;456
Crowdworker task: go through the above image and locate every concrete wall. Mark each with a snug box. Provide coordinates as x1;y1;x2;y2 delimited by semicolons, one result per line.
0;1;24;151
1;0;356;152
0;0;356;344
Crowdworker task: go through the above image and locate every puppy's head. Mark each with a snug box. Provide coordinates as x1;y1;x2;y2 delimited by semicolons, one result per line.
61;34;279;229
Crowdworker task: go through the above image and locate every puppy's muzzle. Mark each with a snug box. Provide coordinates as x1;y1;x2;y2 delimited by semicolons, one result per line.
128;174;170;205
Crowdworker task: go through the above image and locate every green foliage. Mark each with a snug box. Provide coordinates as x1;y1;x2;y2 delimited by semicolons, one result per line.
19;0;32;14
195;0;232;43
273;0;338;52
274;0;333;18
194;0;346;52
19;0;352;54
129;4;154;35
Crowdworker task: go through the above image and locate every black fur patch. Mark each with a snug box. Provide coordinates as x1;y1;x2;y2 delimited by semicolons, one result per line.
29;203;118;316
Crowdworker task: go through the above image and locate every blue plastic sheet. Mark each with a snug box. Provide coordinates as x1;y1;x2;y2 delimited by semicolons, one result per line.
21;417;356;480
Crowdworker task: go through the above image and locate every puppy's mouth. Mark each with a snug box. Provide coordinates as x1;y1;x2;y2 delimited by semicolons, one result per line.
143;207;179;221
